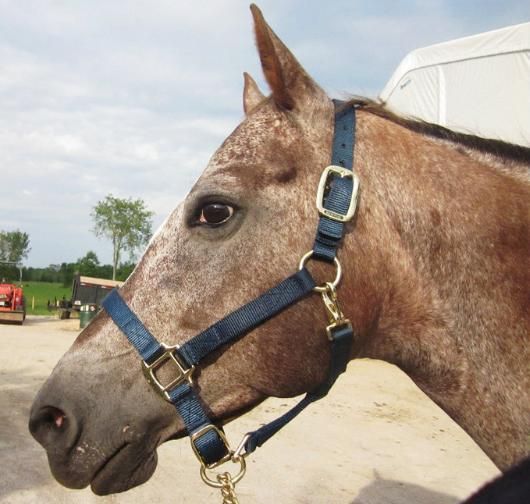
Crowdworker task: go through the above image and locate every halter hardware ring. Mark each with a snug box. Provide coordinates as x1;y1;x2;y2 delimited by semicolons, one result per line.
200;456;247;489
299;250;342;293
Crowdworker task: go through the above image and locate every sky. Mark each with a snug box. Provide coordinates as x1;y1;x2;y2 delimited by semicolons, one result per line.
1;0;528;267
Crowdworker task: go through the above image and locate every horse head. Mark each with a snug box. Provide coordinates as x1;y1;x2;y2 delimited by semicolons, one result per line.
29;5;356;494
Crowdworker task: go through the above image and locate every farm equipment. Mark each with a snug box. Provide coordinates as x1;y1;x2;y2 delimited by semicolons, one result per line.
57;275;123;320
0;282;26;324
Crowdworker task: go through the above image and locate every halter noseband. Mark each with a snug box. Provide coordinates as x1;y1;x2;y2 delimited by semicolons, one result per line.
102;100;359;492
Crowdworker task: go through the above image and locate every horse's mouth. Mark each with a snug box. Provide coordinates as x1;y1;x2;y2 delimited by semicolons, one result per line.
90;442;158;495
47;440;158;495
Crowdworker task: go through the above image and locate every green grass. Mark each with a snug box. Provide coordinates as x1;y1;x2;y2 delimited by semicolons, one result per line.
20;282;71;316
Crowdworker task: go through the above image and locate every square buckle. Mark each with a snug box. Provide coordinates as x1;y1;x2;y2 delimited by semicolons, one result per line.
142;344;195;402
190;424;232;469
316;165;360;222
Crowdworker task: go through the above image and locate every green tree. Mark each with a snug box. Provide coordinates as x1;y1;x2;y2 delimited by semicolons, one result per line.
116;261;136;281
0;230;31;263
60;262;76;287
76;251;100;277
92;195;153;280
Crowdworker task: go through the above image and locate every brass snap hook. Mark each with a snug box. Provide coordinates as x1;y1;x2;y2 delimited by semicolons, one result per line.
320;282;352;342
320;282;345;326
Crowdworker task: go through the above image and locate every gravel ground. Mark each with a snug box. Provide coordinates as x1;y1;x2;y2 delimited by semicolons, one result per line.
0;316;499;503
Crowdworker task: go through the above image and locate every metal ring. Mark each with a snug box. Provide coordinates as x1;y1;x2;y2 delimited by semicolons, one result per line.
200;456;247;489
298;250;342;293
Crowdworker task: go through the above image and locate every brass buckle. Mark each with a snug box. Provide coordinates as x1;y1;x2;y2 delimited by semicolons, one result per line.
191;424;232;469
142;344;195;402
316;165;360;222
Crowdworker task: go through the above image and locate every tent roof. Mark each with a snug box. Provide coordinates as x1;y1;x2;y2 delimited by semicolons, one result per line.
378;23;530;146
380;23;530;104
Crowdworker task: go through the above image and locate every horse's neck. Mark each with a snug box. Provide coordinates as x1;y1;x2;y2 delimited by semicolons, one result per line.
344;111;530;469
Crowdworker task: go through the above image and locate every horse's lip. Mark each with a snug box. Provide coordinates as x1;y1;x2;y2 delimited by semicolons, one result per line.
89;441;156;495
90;442;129;484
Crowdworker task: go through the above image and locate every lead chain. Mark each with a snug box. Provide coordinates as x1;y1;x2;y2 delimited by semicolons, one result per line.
217;472;240;504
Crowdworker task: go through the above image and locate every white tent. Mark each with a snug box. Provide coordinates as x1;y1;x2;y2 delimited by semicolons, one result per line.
379;23;530;147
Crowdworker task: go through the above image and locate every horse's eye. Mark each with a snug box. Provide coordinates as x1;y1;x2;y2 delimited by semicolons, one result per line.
199;203;234;225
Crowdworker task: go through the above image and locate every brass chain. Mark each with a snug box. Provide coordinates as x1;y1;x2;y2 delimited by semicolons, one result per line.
216;472;240;504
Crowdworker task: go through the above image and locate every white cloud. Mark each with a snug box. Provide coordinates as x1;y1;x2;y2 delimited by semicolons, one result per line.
0;0;527;266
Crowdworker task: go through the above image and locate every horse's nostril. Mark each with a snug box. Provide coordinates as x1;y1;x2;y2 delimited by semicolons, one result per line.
43;406;66;429
29;405;65;434
29;405;76;449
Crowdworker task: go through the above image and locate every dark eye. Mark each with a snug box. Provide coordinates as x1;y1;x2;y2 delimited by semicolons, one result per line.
199;203;234;225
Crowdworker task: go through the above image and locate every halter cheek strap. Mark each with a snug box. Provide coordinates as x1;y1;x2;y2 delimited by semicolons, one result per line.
102;100;359;486
313;102;358;262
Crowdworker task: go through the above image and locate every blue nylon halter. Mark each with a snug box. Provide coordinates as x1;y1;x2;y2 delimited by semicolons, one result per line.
102;100;357;470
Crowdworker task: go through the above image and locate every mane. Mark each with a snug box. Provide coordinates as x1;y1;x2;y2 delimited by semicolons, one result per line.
345;98;530;167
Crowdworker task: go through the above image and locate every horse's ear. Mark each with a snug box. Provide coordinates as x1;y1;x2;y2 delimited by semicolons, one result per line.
243;72;266;115
250;4;326;112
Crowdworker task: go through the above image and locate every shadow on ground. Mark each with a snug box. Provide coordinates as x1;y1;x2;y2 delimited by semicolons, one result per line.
0;367;52;500
351;471;460;504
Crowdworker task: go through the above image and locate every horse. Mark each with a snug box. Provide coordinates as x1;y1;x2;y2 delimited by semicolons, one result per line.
462;455;530;504
29;4;530;500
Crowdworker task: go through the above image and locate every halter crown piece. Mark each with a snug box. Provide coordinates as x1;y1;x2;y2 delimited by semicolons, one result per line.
102;100;360;501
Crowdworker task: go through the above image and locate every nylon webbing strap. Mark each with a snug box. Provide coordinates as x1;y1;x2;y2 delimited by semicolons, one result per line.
102;289;163;364
102;267;316;466
179;268;316;365
243;322;354;453
168;383;228;466
313;100;356;262
102;290;229;465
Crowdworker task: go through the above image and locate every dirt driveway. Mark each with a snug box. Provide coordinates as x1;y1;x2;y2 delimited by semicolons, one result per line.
1;316;498;503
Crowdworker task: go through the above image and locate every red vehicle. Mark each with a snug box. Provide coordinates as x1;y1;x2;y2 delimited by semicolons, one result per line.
0;282;26;324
